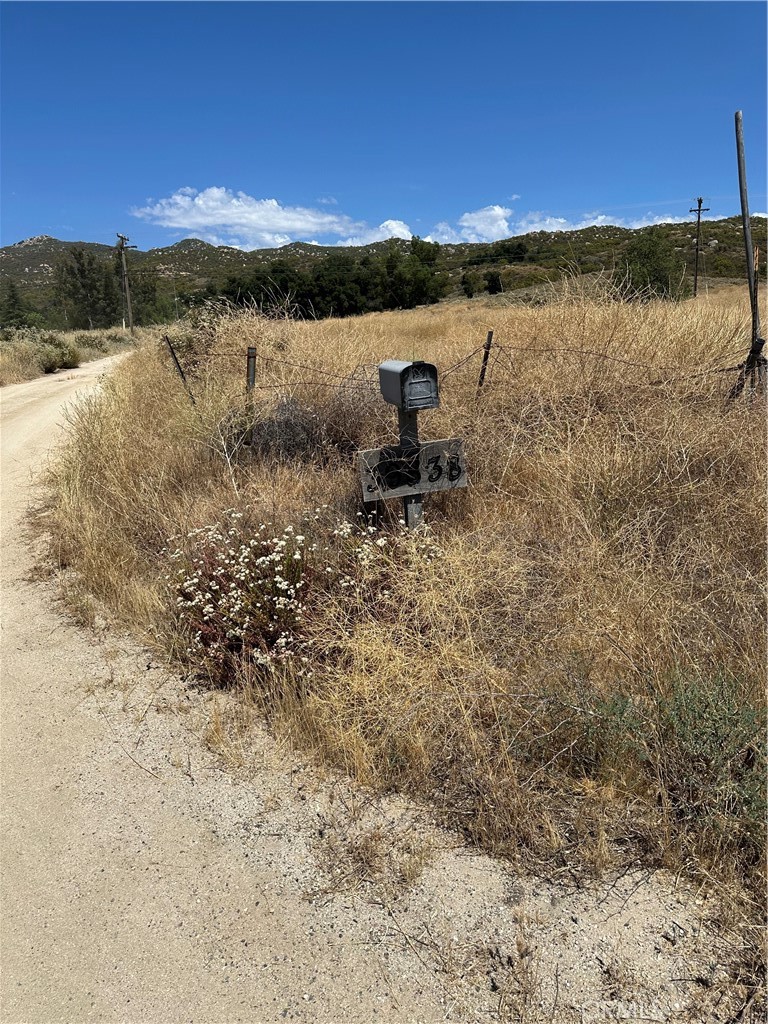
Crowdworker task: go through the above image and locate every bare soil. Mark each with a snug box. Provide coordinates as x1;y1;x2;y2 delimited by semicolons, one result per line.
0;358;758;1023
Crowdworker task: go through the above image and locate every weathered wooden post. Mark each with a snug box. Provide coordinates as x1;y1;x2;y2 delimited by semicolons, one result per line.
163;334;196;406
358;360;467;529
246;346;257;447
477;330;494;394
396;405;424;528
735;111;762;346
728;111;766;400
246;347;257;392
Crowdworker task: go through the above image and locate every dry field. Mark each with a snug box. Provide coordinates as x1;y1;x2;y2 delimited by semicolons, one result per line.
46;283;766;978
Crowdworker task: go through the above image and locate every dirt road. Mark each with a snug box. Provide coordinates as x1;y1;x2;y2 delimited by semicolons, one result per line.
0;358;749;1024
0;358;460;1023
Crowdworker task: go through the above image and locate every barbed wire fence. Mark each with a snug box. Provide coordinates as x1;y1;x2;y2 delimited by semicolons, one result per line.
158;326;765;506
162;326;766;418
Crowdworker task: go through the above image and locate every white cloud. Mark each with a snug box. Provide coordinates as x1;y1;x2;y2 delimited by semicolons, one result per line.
133;187;365;249
430;206;709;243
427;221;461;244
133;186;415;250
133;185;739;253
458;205;513;243
426;205;514;244
513;211;606;234
625;213;691;230
514;210;695;234
337;219;413;247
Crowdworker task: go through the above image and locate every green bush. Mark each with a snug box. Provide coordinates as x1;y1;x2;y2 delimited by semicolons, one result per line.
103;330;130;347
644;674;765;862
613;226;689;300
569;672;766;870
74;331;108;353
53;339;81;369
38;344;62;374
56;339;80;368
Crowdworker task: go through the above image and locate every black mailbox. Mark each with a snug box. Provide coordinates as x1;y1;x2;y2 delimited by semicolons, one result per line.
378;360;440;412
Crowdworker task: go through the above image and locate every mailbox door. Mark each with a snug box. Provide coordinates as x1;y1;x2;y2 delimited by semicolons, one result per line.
403;365;439;410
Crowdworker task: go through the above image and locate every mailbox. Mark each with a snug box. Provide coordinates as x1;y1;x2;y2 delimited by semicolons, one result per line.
378;360;440;411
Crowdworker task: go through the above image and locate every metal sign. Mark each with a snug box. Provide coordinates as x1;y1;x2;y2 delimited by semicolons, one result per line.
358;438;467;501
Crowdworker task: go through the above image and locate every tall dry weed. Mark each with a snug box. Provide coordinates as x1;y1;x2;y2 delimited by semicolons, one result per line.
46;288;766;902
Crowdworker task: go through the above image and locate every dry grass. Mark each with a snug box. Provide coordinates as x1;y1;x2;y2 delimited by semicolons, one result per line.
45;286;766;919
0;326;140;386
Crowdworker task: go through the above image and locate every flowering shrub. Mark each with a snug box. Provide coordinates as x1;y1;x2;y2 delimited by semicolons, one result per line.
323;514;443;606
167;506;443;686
168;510;307;684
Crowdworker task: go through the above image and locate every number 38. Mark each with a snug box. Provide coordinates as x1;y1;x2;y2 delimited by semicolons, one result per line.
426;454;462;483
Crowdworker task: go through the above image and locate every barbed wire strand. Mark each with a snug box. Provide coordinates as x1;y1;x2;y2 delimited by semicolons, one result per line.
166;337;752;400
491;342;748;384
441;345;487;379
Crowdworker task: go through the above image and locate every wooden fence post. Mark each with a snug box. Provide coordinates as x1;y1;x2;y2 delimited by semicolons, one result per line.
477;330;494;394
163;335;196;406
246;347;257;446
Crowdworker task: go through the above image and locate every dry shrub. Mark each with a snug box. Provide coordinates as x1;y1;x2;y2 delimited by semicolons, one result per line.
46;288;766;902
0;337;44;384
0;326;137;385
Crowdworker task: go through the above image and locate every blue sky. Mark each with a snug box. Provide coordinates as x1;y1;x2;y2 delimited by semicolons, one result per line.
1;1;766;251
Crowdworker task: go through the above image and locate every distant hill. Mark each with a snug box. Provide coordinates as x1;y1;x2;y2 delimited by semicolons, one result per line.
1;218;765;320
0;235;117;288
0;233;414;293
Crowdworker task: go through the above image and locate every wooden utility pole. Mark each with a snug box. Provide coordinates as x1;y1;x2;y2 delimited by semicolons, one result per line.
689;196;710;297
735;112;761;344
116;233;136;335
727;111;766;401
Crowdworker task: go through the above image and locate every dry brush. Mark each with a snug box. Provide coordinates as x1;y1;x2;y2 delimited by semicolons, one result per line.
46;287;766;915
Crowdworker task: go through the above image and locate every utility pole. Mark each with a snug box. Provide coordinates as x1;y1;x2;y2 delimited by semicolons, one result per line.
735;112;761;345
689;197;710;298
116;233;137;335
727;110;765;401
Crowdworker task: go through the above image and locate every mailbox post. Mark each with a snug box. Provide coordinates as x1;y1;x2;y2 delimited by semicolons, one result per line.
398;404;423;528
373;361;435;528
359;359;466;528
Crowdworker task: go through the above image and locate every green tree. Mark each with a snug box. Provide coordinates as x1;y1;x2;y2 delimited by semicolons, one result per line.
116;252;172;325
617;227;687;299
129;266;159;324
54;247;109;328
410;236;440;266
490;239;527;263
484;270;503;295
461;269;485;298
98;263;122;326
0;279;31;327
215;241;446;319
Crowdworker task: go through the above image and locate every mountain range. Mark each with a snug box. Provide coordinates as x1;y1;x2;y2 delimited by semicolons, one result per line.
1;216;765;308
